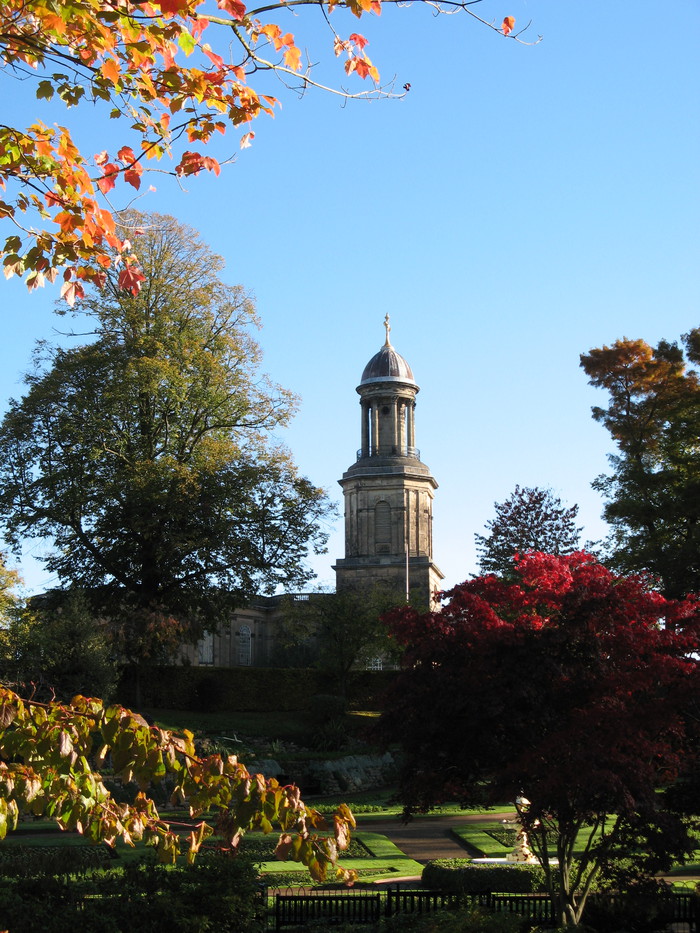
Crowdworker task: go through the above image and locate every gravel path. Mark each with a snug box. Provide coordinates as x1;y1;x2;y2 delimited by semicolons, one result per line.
357;811;517;865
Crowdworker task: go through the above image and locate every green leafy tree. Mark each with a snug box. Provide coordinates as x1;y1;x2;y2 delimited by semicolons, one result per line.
0;684;357;880
0;555;21;628
474;485;582;579
0;591;119;703
580;330;700;598
277;585;403;695
0;213;333;665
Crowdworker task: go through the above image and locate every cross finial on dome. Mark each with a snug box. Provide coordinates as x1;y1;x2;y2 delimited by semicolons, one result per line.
384;313;391;347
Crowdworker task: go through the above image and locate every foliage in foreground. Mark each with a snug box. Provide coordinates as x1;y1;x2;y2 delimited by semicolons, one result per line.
380;552;700;926
0;685;356;882
0;0;527;301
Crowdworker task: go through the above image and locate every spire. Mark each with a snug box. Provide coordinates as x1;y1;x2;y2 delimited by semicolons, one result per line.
384;313;391;347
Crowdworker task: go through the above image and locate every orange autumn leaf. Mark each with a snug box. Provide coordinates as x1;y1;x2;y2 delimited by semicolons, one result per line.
101;58;121;84
117;146;137;165
283;45;302;71
502;16;515;35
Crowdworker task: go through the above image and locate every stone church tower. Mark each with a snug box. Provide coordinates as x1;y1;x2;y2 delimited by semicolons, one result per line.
333;317;443;606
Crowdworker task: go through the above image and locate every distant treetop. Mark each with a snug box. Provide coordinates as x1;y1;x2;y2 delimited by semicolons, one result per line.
475;485;582;579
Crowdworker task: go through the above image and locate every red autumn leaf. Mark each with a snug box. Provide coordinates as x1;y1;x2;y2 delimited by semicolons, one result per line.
124;166;143;190
203;47;225;69
353;58;371;79
118;263;146;296
97;163;120;194
370;1;381;14
217;0;246;21
349;33;369;50
502;16;515;35
240;132;254;149
117;146;137;165
155;0;191;14
94;151;109;166
176;151;216;176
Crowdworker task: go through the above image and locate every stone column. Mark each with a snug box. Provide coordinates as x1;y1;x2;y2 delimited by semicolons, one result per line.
361;401;369;457
407;401;416;450
393;398;400;453
397;400;406;455
371;403;379;456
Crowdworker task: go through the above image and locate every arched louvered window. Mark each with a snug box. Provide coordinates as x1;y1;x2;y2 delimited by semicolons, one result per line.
198;631;214;665
237;625;252;666
375;501;391;551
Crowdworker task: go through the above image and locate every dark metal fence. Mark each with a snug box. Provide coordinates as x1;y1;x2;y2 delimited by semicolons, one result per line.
269;885;700;932
272;886;460;931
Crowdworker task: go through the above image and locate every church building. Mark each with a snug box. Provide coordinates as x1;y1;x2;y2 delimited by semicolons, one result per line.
185;318;442;668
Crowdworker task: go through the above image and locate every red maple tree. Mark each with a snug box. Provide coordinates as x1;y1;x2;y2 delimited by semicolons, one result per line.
380;552;700;925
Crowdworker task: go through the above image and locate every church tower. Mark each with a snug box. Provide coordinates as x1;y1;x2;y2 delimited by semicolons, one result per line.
333;316;443;606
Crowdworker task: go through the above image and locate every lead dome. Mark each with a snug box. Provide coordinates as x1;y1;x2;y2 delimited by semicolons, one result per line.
359;315;417;387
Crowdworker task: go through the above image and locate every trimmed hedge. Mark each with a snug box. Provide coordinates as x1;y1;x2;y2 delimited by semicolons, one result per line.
0;855;265;933
0;844;112;878
117;666;396;712
422;860;547;894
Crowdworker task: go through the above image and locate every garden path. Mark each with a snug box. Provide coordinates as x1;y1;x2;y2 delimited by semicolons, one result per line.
357;810;700;887
357;810;516;866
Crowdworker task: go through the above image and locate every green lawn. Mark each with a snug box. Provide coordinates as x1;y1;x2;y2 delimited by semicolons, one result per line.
451;816;622;860
256;832;424;886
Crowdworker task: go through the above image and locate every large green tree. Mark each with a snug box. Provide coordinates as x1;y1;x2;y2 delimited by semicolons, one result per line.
0;213;332;659
474;485;582;579
580;330;700;598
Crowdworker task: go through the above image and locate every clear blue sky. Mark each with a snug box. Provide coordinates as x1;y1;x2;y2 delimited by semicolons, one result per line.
1;0;698;595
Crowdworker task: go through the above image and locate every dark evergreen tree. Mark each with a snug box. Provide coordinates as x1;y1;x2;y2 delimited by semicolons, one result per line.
474;485;581;578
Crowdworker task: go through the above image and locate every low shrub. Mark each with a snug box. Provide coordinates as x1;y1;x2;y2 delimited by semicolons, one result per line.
0;853;265;933
583;891;683;933
381;908;532;932
422;861;547;894
0;843;112;878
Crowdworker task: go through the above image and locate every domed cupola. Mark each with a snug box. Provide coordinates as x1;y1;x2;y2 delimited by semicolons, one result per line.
354;315;420;461
359;320;417;388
